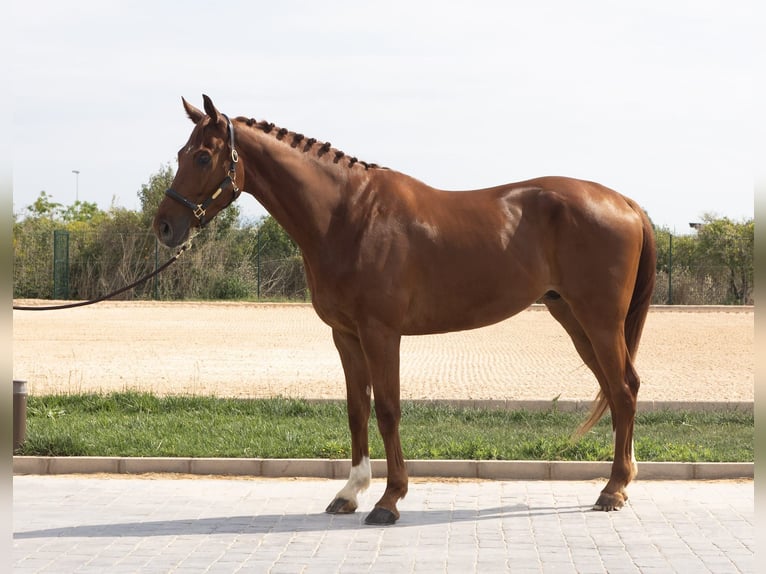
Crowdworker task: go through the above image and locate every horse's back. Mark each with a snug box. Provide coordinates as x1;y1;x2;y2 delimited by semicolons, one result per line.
391;173;644;234
400;174;646;270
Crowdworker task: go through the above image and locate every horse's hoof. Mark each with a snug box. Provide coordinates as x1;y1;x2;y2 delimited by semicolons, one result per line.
325;497;357;514
592;491;626;511
364;506;399;525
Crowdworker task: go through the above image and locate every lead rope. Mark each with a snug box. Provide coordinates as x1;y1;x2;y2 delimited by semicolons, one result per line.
12;240;193;311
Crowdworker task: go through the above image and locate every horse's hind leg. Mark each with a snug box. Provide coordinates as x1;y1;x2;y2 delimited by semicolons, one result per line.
543;293;638;511
543;293;612;410
586;325;640;511
326;329;372;515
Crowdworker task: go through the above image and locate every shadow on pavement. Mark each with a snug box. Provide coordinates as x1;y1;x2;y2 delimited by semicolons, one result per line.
14;503;593;539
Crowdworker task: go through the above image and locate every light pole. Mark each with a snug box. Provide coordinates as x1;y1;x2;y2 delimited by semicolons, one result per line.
71;170;80;202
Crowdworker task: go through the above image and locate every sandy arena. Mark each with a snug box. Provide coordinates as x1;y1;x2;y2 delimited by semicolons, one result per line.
12;302;753;402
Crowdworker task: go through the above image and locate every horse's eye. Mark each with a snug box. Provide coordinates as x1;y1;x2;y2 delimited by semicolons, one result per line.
196;153;211;166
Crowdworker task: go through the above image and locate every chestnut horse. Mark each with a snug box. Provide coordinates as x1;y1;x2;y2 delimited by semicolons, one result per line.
154;95;656;525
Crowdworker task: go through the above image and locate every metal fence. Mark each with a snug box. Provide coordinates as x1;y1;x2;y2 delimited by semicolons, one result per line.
13;229;308;302
13;229;749;305
652;267;749;305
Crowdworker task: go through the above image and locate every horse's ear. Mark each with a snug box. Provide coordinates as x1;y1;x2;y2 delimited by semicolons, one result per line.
182;97;204;124
202;94;220;124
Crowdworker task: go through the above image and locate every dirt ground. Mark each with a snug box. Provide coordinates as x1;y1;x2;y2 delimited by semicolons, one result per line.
12;301;753;402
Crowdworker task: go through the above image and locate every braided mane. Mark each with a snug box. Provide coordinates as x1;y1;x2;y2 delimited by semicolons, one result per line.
241;117;382;171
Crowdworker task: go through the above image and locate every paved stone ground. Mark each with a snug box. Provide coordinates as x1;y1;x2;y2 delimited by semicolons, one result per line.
13;475;753;573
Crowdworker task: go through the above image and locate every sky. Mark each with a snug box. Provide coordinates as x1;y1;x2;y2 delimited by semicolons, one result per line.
11;0;754;235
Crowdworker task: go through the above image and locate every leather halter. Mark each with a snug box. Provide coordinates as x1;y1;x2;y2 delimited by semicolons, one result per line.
164;114;240;226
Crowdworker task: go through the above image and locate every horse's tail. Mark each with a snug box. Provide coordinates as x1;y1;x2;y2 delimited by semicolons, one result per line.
576;205;657;436
624;205;657;358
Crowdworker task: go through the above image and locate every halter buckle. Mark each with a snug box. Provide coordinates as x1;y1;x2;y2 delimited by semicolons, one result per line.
193;205;206;220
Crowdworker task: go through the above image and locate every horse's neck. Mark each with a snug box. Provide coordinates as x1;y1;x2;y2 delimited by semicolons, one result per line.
237;123;350;258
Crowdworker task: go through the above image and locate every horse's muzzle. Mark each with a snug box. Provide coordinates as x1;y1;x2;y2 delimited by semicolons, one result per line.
154;216;189;248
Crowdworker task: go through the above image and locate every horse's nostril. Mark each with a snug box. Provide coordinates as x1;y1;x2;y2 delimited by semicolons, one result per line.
159;220;173;243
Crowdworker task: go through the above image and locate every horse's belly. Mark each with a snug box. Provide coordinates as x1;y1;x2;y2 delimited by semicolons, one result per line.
401;280;539;335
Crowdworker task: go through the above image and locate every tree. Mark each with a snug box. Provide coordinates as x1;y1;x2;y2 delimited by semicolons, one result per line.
652;216;754;305
61;200;104;223
26;190;62;219
695;214;753;304
138;163;175;227
654;225;699;273
247;215;306;299
255;215;299;260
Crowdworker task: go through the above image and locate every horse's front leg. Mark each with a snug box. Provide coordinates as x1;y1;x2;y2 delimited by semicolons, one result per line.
359;325;407;526
326;329;372;515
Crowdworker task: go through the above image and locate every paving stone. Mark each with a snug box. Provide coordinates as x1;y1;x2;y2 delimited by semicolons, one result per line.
13;475;754;573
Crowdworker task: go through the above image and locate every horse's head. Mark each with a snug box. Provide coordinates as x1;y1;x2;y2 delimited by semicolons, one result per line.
153;95;242;247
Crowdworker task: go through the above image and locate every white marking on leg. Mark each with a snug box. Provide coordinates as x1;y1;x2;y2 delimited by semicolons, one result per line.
631;439;638;476
614;432;638;467
335;456;371;506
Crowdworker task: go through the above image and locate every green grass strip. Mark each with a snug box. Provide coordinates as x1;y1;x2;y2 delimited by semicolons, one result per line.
17;392;753;462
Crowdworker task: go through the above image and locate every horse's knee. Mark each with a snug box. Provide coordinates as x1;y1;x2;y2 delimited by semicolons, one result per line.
373;401;401;434
610;364;640;417
348;407;370;434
